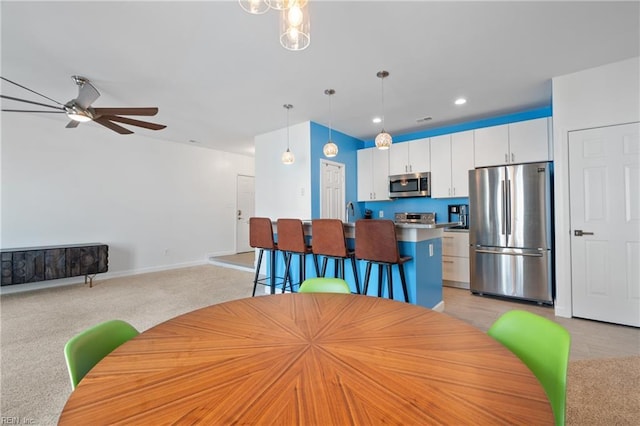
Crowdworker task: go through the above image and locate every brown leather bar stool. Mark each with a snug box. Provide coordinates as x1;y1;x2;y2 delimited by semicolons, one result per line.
355;219;411;302
311;219;361;294
276;218;319;293
249;217;286;296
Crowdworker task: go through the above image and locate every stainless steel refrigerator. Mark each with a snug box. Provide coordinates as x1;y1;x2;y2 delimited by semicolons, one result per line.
468;162;553;304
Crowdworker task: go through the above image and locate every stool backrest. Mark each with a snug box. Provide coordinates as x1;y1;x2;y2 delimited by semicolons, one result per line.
311;219;348;257
250;217;276;250
277;219;307;253
355;219;400;263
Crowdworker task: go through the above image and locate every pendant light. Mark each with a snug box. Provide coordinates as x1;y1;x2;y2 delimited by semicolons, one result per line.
323;89;338;158
374;70;392;150
239;0;270;15
267;0;290;10
279;0;310;51
281;104;295;165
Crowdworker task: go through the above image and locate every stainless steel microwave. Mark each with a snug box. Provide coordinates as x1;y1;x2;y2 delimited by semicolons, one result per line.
389;172;431;198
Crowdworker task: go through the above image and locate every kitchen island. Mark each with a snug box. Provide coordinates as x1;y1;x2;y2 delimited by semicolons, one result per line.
270;221;455;311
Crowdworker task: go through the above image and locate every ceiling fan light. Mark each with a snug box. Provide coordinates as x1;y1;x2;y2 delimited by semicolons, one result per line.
323;141;338;157
66;110;92;122
375;131;392;150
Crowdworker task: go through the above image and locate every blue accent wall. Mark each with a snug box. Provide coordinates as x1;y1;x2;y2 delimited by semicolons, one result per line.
310;106;552;222
310;122;364;219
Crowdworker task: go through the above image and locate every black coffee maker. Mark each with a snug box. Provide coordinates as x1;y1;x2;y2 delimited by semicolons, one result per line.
448;204;469;229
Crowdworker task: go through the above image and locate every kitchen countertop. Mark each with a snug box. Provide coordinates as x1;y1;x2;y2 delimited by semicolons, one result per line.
342;221;461;229
444;227;470;233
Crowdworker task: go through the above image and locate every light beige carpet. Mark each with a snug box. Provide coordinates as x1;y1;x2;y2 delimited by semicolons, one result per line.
0;264;255;425
566;355;640;425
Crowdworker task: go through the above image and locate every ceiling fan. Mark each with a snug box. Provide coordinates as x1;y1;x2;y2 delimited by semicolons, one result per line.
0;76;166;135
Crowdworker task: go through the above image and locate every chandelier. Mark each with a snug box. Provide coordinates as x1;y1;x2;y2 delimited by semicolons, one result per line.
239;0;310;51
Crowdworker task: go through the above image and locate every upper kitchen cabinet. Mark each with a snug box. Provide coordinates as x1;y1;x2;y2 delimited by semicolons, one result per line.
430;130;474;198
474;117;552;167
389;138;430;175
357;147;390;202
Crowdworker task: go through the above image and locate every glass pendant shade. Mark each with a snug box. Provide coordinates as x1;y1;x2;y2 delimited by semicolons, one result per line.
279;0;310;51
268;0;292;10
282;148;295;164
323;88;338;157
375;131;392;149
282;104;295;165
239;0;270;14
323;141;338;157
375;70;392;150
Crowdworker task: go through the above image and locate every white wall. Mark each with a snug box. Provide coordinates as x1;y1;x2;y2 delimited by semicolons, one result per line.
254;121;311;220
552;57;640;317
1;113;254;282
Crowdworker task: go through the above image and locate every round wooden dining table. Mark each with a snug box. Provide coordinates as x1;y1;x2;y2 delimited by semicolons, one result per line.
59;293;553;425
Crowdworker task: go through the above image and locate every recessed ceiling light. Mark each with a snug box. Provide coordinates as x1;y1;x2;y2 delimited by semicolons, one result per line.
372;117;382;124
454;98;467;105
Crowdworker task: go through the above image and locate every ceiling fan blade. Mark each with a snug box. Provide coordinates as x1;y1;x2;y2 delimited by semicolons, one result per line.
2;109;65;113
93;117;133;135
66;120;80;129
75;80;100;109
1;76;64;106
0;94;65;111
93;107;158;116
103;115;166;131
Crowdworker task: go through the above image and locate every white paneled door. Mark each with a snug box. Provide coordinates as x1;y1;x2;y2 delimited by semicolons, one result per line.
320;160;345;220
236;175;255;253
569;122;640;326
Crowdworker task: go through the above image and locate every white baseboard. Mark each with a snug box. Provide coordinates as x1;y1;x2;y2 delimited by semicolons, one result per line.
431;300;445;312
0;260;207;295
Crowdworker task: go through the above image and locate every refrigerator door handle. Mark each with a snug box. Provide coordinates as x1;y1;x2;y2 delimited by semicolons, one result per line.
506;179;511;236
475;249;543;257
501;180;506;235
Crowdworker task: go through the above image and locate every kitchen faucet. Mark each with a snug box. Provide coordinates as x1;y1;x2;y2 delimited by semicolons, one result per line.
346;201;355;223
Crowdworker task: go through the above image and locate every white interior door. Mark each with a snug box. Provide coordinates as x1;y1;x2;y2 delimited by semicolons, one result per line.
236;175;255;253
320;160;345;220
569;122;640;326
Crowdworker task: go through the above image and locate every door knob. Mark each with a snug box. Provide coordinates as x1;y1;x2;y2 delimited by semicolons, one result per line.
574;230;594;236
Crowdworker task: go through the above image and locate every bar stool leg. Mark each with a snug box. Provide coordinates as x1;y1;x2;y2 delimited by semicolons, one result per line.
386;264;394;301
270;250;278;294
377;264;384;297
282;252;293;293
363;262;372;295
320;257;328;277
350;257;361;294
398;263;409;303
252;249;264;297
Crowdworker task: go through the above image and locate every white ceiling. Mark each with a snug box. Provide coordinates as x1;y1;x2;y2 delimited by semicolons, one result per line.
1;1;639;156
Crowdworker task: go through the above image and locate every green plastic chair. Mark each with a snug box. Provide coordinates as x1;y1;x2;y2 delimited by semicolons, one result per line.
64;319;139;390
488;310;571;426
299;277;351;294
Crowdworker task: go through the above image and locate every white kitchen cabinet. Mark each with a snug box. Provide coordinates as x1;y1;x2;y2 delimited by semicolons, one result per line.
508;117;552;164
357;147;389;201
474;124;509;167
430;130;474;198
389;138;430;175
474;117;552;167
442;230;470;288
